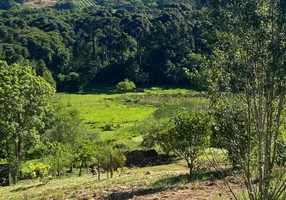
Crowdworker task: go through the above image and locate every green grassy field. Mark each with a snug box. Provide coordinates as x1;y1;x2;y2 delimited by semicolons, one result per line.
57;87;208;149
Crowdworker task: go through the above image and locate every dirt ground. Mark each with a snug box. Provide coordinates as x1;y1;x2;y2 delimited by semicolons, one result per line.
24;0;57;9
74;177;245;200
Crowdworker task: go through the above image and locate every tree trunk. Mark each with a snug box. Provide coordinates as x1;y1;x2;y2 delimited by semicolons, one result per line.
69;163;73;173
110;154;113;178
186;159;194;176
79;162;83;177
97;158;101;180
8;167;13;186
92;29;96;58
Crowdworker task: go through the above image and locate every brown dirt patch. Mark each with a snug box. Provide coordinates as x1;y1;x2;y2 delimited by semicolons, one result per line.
24;0;57;9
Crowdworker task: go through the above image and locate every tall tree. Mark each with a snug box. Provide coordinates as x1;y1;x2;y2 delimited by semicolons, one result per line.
0;61;55;184
203;0;286;199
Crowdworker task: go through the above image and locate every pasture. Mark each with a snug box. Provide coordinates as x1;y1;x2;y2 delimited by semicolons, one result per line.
57;87;208;149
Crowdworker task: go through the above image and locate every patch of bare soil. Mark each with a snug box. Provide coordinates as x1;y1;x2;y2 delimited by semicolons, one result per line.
24;0;57;9
74;177;245;200
131;180;244;200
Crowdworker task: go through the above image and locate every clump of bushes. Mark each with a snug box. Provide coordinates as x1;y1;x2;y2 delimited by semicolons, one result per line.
24;163;51;181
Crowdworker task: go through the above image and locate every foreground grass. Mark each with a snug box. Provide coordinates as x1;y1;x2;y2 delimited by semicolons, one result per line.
1;155;239;200
1;149;238;200
0;163;188;200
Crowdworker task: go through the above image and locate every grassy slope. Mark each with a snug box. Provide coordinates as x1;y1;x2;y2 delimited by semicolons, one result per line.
0;154;233;200
0;162;188;200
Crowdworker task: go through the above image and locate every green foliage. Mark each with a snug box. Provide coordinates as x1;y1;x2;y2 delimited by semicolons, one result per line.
0;0;16;10
211;98;248;169
143;111;212;175
43;104;86;145
277;139;286;167
24;163;51;180
96;142;126;178
116;79;136;93
141;119;173;155
45;142;73;177
74;139;96;176
0;60;55;184
201;1;286;199
0;5;214;92
170;112;212;175
34;60;56;89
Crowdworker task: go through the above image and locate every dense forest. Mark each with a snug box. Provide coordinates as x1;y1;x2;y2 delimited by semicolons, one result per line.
0;0;286;199
0;0;218;91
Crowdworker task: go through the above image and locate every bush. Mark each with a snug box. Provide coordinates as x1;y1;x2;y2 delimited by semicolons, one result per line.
101;124;114;131
24;163;51;180
116;79;136;93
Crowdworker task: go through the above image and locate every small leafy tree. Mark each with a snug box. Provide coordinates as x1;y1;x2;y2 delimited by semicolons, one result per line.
75;139;95;177
169;112;212;175
141;119;174;156
44;105;85;145
43;104;87;173
45;142;73;177
93;141;126;179
116;79;136;93
25;162;51;182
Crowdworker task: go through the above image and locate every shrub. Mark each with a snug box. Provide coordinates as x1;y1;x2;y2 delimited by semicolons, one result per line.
24;163;51;180
116;79;136;93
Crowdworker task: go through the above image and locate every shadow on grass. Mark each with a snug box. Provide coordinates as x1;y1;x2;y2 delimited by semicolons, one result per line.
105;187;164;200
105;169;230;200
10;183;45;192
151;170;228;189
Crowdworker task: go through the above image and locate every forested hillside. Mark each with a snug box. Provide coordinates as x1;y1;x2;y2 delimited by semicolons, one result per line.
0;0;218;92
